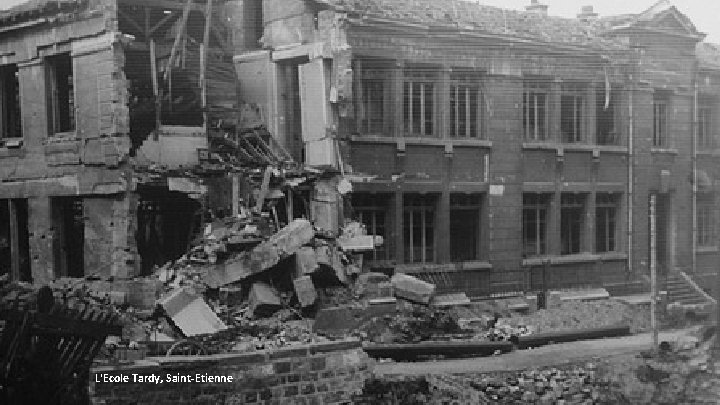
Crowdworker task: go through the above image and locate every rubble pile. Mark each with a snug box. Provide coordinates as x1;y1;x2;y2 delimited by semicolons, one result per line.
500;299;651;335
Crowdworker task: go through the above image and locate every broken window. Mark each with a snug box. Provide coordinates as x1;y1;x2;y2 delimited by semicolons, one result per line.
697;194;715;248
0;199;31;282
403;69;435;136
523;81;548;141
596;87;618;145
523;193;549;257
450;194;482;261
449;72;483;138
561;84;585;143
52;197;84;277
0;64;22;141
352;193;392;261
561;193;586;255
596;193;619;253
698;104;714;148
653;92;669;147
404;194;436;263
46;53;75;135
355;60;390;134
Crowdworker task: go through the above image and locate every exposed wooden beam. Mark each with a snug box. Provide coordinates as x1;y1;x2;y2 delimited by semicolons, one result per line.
210;24;231;54
148;10;178;37
118;7;146;37
119;0;205;14
164;0;194;82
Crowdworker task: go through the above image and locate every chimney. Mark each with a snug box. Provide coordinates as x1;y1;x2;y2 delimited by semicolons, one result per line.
525;0;548;16
577;5;599;22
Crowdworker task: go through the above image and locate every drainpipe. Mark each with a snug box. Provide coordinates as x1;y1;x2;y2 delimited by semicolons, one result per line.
692;61;699;275
627;74;634;277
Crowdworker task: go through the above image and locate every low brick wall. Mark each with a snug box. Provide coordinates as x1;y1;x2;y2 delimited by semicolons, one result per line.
90;340;373;404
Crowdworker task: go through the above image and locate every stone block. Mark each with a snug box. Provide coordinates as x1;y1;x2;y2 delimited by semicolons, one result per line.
355;272;392;299
158;288;228;337
295;246;318;276
293;275;317;307
315;244;348;285
431;293;471;308
249;282;282;318
391;273;436;305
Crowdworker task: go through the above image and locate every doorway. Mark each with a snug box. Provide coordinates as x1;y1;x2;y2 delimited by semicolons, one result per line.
52;197;85;277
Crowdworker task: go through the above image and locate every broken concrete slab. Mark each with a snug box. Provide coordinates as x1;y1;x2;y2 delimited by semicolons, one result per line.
338;235;376;251
315;244;348;284
431;293;471;308
313;306;361;336
391;273;436;305
293;275;317;307
205;219;315;287
157;288;228;337
248;282;282;318
295;246;318;276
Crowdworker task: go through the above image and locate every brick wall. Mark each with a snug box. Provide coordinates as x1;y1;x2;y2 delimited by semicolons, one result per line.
90;340;373;405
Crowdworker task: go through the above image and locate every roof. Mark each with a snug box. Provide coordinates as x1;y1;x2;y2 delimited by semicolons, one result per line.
0;0;84;24
697;42;720;71
600;0;703;38
312;0;627;50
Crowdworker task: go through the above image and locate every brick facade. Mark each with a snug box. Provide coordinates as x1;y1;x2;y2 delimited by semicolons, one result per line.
90;341;373;405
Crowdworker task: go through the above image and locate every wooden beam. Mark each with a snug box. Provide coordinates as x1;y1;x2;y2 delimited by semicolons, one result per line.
119;0;205;14
255;166;273;213
118;7;146;37
201;0;212;127
8;200;20;282
148;11;178;37
164;0;194;82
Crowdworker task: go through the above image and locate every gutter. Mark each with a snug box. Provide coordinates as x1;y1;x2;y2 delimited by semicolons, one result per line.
627;73;634;277
691;59;699;275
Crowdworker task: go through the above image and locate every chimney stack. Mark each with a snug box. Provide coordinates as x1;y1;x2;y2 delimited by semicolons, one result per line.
577;5;599;22
525;0;549;16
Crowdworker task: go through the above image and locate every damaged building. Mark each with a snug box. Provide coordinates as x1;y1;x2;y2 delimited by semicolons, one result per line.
0;0;719;302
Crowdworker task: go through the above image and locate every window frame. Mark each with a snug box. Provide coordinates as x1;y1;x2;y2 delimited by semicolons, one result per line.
0;64;22;141
354;59;392;136
560;193;586;255
403;68;437;137
522;193;549;257
403;194;436;263
449;72;484;139
561;83;585;144
697;194;716;248
596;193;620;253
46;52;75;136
523;81;549;142
596;86;619;145
653;93;669;148
698;104;714;149
352;194;392;261
449;193;482;261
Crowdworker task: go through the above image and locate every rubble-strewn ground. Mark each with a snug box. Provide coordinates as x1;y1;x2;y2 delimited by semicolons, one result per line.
359;327;720;404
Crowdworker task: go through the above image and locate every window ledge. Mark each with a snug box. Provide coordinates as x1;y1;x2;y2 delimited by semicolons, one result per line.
48;131;78;142
0;146;24;158
394;261;492;274
522;142;627;154
697;149;720;157
351;135;492;148
695;246;719;253
523;252;627;266
651;147;678;155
